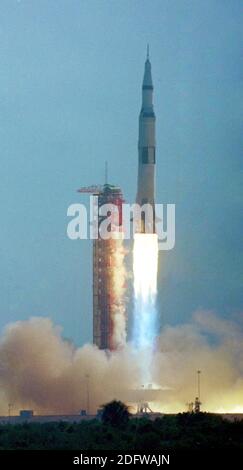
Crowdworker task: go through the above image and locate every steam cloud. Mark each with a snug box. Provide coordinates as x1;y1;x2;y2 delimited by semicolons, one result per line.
0;310;242;415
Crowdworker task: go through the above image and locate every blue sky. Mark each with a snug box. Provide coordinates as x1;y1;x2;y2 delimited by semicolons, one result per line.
0;0;242;345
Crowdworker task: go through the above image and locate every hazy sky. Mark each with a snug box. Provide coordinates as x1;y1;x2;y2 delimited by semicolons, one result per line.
0;0;242;345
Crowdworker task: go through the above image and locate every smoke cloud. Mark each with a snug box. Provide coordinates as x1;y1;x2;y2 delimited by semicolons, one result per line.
0;311;242;415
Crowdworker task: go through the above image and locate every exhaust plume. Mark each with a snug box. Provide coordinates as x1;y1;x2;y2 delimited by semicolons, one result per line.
132;233;159;385
133;233;158;349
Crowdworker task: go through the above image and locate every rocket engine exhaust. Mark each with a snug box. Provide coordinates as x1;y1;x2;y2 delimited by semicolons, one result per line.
133;233;158;350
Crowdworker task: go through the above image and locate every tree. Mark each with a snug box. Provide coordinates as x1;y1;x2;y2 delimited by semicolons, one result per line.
101;400;130;427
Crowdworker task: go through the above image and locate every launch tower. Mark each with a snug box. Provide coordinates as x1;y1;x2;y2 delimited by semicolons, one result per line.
78;183;125;350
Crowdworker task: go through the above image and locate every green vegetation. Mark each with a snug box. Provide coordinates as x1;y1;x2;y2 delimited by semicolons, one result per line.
100;400;131;427
0;412;242;450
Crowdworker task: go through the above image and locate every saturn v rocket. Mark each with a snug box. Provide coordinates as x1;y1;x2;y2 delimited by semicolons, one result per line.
136;47;156;233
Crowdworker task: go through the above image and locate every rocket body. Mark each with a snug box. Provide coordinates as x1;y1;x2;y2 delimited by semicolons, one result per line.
136;51;156;233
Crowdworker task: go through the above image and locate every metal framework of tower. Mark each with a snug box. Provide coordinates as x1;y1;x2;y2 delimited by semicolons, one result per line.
78;183;124;350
